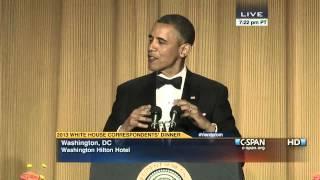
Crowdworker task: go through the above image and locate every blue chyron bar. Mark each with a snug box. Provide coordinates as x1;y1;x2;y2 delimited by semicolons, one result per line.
56;132;306;163
236;0;268;26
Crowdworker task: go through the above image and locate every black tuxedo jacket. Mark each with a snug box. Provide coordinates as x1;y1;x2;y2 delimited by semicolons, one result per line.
104;70;241;137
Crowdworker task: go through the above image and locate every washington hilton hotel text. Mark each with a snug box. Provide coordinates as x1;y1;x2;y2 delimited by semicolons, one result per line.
60;140;129;154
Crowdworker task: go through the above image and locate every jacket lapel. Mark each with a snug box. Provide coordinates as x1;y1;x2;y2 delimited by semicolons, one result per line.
175;70;201;133
134;72;156;132
143;72;156;106
182;69;199;105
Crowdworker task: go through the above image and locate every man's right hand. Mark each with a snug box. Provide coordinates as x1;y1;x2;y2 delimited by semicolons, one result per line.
119;105;152;132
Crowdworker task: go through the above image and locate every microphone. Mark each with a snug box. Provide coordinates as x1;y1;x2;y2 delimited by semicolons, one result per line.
170;105;182;129
150;105;162;130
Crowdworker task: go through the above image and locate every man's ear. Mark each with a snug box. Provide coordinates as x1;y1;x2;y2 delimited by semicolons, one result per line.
179;43;192;58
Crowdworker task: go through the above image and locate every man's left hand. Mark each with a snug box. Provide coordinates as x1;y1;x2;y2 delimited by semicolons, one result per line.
174;99;216;132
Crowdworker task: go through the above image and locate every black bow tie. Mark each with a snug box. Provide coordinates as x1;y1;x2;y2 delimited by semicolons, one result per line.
156;76;182;89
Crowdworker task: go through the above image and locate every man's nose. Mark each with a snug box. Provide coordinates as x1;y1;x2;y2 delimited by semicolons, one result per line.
148;40;156;51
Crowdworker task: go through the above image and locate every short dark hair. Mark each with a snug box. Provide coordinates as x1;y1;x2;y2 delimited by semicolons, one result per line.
157;14;195;45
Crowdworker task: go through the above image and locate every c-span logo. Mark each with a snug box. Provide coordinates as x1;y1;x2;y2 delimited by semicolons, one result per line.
235;138;266;151
137;162;192;180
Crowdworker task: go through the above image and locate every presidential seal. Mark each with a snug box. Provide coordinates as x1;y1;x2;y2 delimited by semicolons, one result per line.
137;162;192;180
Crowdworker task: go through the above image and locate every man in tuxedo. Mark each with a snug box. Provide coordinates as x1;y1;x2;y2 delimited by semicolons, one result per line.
104;14;241;137
93;14;244;180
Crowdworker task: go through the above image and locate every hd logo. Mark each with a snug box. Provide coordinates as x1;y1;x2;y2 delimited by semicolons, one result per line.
287;138;307;146
235;138;266;151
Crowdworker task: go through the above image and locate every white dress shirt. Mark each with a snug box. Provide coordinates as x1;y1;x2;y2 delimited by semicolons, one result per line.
156;66;187;131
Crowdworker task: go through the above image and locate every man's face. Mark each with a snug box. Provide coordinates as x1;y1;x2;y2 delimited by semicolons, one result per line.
148;23;184;77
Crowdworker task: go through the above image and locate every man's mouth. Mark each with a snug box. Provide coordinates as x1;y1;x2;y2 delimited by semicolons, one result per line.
148;55;158;62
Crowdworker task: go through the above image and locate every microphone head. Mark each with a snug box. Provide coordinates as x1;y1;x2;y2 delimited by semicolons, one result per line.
170;105;182;118
151;105;162;120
